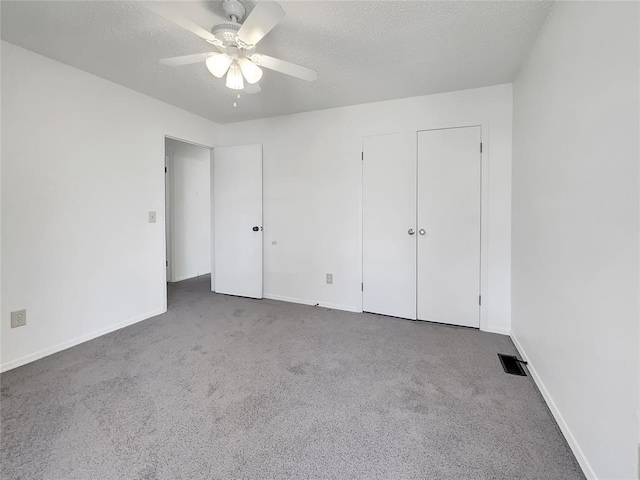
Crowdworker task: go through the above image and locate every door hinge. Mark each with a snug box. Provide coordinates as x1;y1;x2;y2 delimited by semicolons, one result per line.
165;167;167;172
166;260;169;267
361;282;363;291
480;142;483;153
479;295;482;305
361;152;363;161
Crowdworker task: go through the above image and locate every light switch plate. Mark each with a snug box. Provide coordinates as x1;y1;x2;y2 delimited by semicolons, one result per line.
326;273;333;285
148;211;157;223
11;309;26;328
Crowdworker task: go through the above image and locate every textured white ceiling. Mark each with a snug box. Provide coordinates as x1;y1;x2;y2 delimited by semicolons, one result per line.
1;1;552;124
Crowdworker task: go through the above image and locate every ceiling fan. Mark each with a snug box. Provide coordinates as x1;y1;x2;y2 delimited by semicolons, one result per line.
147;0;318;93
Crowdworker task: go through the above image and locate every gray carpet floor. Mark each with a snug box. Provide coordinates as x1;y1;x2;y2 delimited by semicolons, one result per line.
2;274;584;480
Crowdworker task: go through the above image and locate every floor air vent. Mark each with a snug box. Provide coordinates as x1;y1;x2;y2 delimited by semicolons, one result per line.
498;354;528;376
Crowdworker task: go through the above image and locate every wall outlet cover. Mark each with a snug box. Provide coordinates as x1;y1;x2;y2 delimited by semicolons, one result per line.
11;309;27;328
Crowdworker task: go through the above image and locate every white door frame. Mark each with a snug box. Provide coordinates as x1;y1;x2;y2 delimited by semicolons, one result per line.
165;153;173;283
162;135;217;312
359;120;491;333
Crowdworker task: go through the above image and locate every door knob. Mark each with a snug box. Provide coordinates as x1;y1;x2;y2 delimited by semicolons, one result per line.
408;229;415;235
419;229;426;236
252;226;260;232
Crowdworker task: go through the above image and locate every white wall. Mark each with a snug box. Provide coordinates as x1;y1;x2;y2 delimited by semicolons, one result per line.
222;84;513;334
0;43;512;367
1;42;221;370
165;138;211;282
512;2;639;479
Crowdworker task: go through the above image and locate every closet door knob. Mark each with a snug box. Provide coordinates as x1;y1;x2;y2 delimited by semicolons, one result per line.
408;229;415;235
419;229;426;236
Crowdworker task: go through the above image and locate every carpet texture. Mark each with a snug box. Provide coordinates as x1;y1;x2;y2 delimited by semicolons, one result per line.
2;275;584;479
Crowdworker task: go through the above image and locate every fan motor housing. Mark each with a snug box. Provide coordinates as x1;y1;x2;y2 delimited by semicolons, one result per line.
212;22;241;43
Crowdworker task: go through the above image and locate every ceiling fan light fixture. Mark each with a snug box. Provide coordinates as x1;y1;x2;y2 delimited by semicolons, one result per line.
225;62;244;90
206;53;232;78
151;0;318;93
238;57;263;84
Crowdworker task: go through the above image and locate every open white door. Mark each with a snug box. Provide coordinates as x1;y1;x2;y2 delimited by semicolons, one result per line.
212;144;263;298
362;132;417;319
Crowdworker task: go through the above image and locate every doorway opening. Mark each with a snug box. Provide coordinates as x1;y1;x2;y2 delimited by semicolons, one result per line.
164;137;213;307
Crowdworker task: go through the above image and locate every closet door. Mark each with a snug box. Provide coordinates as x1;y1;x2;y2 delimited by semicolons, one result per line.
362;132;417;319
417;127;481;328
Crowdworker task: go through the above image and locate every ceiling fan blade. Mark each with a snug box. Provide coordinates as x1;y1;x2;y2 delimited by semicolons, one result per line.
244;82;261;94
145;2;222;46
159;52;214;67
251;54;317;82
237;1;285;46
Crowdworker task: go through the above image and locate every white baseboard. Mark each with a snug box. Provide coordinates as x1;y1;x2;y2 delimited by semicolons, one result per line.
511;334;597;480
482;325;510;336
170;272;211;283
0;308;166;373
171;274;195;282
262;294;362;313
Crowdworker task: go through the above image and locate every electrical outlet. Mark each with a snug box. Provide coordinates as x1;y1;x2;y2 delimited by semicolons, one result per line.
148;211;157;223
11;309;26;328
326;273;333;285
